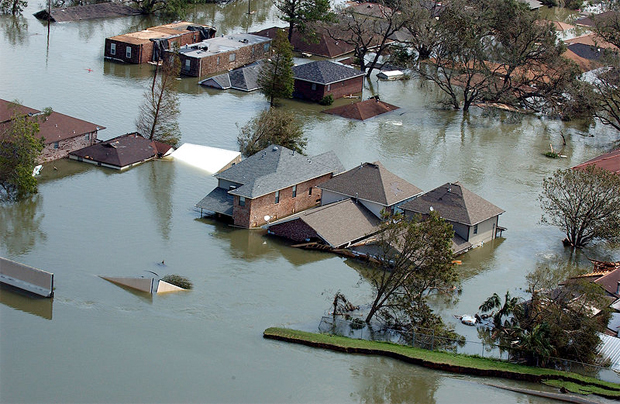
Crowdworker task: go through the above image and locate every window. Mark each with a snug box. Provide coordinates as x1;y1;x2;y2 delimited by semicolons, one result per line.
229;53;236;62
126;46;132;59
473;224;478;235
85;134;90;140
239;196;245;207
327;84;331;91
264;43;270;52
110;43;116;56
53;142;59;149
185;59;191;71
309;187;313;196
311;83;316;91
275;190;280;204
292;185;297;198
217;56;220;65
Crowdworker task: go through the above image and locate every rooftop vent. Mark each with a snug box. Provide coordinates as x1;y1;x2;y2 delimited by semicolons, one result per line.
272;146;278;151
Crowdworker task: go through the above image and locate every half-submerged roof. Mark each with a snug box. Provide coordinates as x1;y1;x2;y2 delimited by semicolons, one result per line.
34;2;141;22
269;199;381;248
293;60;365;85
322;98;399;121
319;161;422;206
200;61;264;92
0;99;38;123
401;181;504;226
252;26;356;58
70;132;170;169
573;149;620;175
217;145;344;199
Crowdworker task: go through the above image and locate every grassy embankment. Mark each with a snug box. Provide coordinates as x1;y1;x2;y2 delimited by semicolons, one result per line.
263;327;620;399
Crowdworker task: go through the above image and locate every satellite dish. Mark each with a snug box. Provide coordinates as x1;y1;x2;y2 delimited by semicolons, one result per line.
264;215;271;222
429;206;434;212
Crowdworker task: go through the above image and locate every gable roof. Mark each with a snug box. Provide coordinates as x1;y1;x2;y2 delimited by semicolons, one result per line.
69;133;170;169
319;161;422;206
217;145;344;199
34;2;141;22
293;60;365;85
199;73;232;90
322;99;400;120
269;198;381;248
199;61;264;92
575;10;617;28
252;26;357;58
0;99;38;123
573;149;620;175
400;181;504;226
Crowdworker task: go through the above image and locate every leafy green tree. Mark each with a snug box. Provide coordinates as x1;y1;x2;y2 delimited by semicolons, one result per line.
275;0;335;42
237;108;306;157
0;0;27;15
364;212;461;344
136;53;181;147
257;30;294;107
0;104;45;201
539;166;620;248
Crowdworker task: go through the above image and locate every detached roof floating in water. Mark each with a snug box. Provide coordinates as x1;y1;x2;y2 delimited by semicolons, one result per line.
167;143;241;174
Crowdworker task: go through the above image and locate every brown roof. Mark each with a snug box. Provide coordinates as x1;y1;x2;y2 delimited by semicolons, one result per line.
574;10;617;28
319;161;422;207
0;99;38;123
108;22;213;45
573;149;620;175
322;98;399;120
34;2;141;22
69;133;169;169
253;26;357;58
564;33;617;50
595;268;620;297
401;181;504;226
269;199;381;248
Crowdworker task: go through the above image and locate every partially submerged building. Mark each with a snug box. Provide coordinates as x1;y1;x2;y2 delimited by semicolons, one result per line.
573;148;620;175
293;60;365;102
69;132;172;170
322;98;400;120
105;22;216;64
252;26;357;59
401;182;505;255
0;99;105;163
34;2;141;22
196;145;344;228
199;61;264;92
175;33;272;78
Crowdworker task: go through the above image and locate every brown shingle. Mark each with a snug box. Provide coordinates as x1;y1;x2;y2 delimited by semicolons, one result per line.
573;149;620;175
322;99;399;120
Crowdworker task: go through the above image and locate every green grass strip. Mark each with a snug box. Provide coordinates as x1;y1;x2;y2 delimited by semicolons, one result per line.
263;327;620;398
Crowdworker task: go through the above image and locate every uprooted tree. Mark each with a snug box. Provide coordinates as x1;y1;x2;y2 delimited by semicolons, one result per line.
539;166;620;248
362;211;463;345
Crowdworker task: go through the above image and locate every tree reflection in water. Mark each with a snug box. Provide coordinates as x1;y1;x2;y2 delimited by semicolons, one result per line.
0;194;47;256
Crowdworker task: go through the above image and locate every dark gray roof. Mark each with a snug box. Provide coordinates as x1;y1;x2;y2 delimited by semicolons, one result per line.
217;145;344;199
319;162;421;206
199;74;231;90
33;2;141;22
293;60;365;85
229;61;264;91
400;182;504;226
195;187;234;216
269;199;381;248
568;43;603;61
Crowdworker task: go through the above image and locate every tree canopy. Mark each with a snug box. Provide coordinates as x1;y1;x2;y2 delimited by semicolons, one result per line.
275;0;335;42
136;53;181;147
539;166;620;248
257;29;295;107
0;104;45;201
237;108;306;157
364;212;461;343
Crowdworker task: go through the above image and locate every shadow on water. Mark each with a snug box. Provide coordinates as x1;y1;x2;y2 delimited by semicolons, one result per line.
140;160;176;241
0;15;28;46
99;277;155;304
0;194;47;256
0;283;53;320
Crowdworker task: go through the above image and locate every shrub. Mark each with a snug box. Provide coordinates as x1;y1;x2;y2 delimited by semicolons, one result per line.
161;274;193;289
319;95;334;106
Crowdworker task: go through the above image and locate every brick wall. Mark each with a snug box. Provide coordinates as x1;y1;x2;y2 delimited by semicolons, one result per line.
178;41;270;78
40;131;98;163
105;32;203;64
232;173;333;228
293;76;364;101
268;219;319;243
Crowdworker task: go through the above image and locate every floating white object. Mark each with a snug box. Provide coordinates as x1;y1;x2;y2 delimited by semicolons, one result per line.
32;165;42;176
168;143;241;174
377;70;404;80
461;315;476;326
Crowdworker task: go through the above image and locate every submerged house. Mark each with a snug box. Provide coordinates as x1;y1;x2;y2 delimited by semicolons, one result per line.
400;182;505;255
293;60;365;102
104;22;216;64
196;145;344;228
199;61;264;92
252;26;357;59
573;148;620;175
319;161;422;218
0;99;105;163
174;33;272;78
322;98;400;120
69;133;172;170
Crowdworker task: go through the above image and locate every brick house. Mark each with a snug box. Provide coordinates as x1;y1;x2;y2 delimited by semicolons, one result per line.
0;99;105;163
293;60;365;102
105;22;216;64
401;182;505;255
196;145;344;228
174;34;272;79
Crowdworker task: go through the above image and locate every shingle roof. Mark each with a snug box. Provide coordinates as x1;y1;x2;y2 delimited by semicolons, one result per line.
293;60;365;85
573;149;620;175
322;99;400;120
400;181;504;226
69;133;167;169
33;2;141;22
229;61;264;91
269;199;381;248
319;161;422;206
0;99;38;123
252;26;357;58
199;73;232;90
217;145;344;199
195;187;234;216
